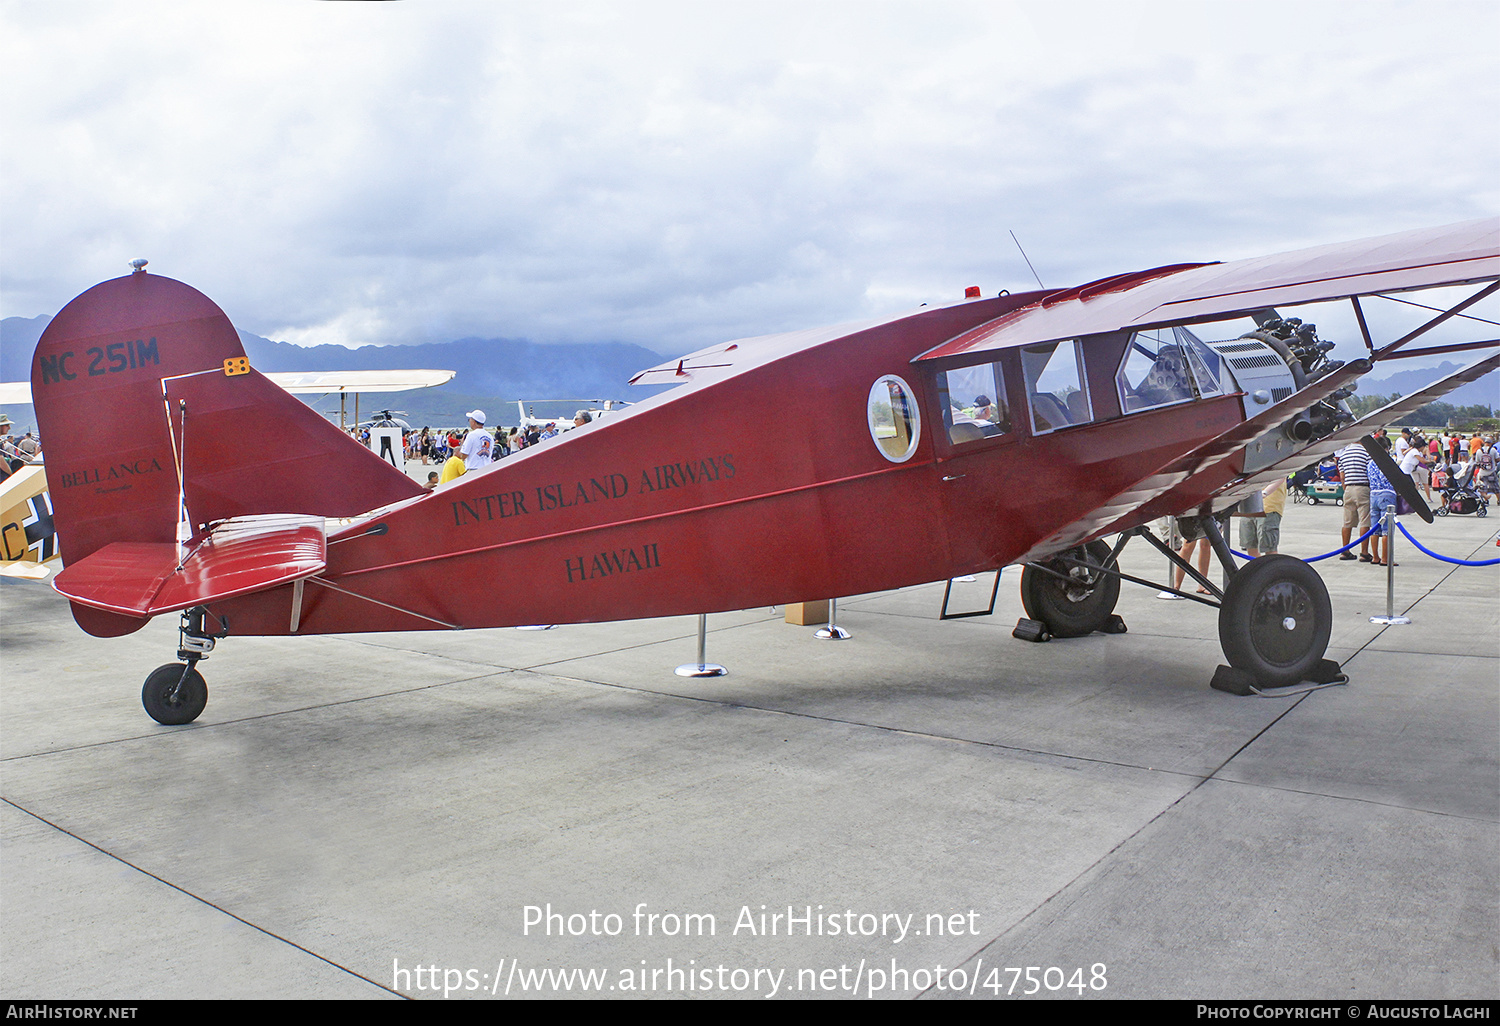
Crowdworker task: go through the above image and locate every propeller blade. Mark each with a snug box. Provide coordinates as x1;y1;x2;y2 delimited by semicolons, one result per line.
1359;437;1434;524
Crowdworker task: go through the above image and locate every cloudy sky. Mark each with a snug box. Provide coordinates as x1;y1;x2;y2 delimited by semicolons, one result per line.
2;0;1496;362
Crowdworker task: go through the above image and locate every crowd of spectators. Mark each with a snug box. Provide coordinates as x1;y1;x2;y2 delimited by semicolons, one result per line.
0;415;42;478
353;408;601;485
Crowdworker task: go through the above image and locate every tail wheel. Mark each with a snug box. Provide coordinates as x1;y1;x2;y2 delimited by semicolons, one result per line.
1021;540;1121;638
1218;555;1331;688
142;663;208;725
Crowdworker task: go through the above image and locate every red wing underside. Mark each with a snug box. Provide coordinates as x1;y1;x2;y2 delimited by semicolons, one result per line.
54;516;326;618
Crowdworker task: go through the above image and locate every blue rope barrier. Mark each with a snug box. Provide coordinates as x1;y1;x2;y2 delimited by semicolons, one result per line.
1229;523;1381;564
1396;522;1500;567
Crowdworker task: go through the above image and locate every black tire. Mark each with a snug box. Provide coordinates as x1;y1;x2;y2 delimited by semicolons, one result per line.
142;663;207;725
1021;541;1121;638
1479;505;1488;518
1336;498;1344;506
1435;505;1448;517
1218;555;1331;688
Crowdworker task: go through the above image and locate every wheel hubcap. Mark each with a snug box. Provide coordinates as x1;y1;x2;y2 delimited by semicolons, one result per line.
1250;582;1315;665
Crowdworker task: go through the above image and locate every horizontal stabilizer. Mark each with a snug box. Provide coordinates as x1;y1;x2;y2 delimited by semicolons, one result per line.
54;515;325;618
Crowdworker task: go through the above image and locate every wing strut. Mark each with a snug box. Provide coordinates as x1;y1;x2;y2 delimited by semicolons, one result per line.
1372;280;1500;361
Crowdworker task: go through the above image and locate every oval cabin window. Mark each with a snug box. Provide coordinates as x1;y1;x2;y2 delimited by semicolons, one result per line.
867;375;921;463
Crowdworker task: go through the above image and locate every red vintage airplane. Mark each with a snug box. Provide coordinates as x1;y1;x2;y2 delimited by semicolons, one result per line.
30;219;1500;723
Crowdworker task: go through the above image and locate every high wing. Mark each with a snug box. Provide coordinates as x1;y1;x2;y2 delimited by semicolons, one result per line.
918;218;1498;361
913;217;1498;563
0;381;33;405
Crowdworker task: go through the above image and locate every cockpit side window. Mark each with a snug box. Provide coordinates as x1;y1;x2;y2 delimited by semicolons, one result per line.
937;361;1010;445
1117;326;1225;414
1022;340;1093;434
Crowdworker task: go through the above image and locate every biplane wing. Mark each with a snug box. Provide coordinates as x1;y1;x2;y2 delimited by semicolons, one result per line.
0;370;457;405
0;464;58;579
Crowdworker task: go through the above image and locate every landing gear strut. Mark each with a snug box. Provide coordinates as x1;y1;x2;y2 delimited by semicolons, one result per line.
1018;523;1341;693
141;606;224;725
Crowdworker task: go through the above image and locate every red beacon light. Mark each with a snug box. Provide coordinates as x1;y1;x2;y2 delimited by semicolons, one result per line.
964;286;982;299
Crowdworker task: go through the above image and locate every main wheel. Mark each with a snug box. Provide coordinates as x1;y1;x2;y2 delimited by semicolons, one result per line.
142;663;208;725
1021;540;1121;638
1218;555;1331;688
1435;505;1449;517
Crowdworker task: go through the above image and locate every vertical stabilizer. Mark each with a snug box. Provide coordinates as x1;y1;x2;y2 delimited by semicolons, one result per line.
32;270;422;635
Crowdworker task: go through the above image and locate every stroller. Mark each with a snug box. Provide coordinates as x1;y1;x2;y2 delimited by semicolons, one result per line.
1436;463;1489;517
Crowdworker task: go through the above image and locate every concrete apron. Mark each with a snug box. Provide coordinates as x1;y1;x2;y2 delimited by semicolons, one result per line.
2;500;1495;999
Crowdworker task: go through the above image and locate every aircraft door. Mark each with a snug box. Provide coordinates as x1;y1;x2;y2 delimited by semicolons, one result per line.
932;359;1020;571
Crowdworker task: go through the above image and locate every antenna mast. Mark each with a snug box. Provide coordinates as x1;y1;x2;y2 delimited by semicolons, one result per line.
1010;230;1046;289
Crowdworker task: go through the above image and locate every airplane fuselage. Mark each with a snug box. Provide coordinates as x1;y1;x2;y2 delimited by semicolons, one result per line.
210;299;1247;636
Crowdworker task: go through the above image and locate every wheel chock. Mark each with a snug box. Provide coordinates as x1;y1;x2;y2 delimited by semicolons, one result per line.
1212;658;1348;695
1099;614;1128;634
1013;618;1051;643
1209;664;1258;695
1306;658;1345;684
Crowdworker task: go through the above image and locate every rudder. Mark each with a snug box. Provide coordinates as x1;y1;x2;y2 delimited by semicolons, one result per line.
32;268;422;634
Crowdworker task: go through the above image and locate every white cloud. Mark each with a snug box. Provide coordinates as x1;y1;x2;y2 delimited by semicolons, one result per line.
2;0;1495;357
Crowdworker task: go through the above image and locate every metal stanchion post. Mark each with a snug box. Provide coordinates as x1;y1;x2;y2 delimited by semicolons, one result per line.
675;613;728;677
1370;506;1411;626
1157;517;1181;599
815;597;851;640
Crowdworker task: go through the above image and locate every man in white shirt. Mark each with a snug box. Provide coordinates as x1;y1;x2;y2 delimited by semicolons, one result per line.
460;409;493;472
1393;428;1412;461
